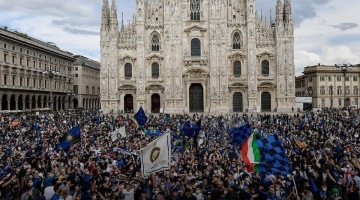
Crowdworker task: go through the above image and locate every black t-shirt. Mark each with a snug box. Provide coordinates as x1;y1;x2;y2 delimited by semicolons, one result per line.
182;195;197;200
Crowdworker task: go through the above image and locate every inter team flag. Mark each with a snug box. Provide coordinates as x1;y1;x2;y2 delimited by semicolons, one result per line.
230;123;252;146
139;132;171;177
133;107;148;128
58;125;81;150
242;134;291;176
111;126;126;142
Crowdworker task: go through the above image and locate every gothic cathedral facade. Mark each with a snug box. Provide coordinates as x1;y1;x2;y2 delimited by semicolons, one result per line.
100;0;295;114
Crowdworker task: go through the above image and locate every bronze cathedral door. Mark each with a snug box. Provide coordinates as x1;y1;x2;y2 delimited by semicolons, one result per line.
189;83;204;113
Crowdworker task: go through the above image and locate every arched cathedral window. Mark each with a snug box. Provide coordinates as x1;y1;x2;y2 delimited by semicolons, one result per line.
233;32;241;49
190;0;200;21
233;61;241;77
125;63;132;78
191;38;201;56
151;34;160;51
261;60;269;75
152;62;159;78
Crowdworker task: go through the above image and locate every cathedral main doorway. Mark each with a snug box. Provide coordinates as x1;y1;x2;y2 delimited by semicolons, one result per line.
151;94;160;113
261;92;271;111
124;94;134;113
233;92;243;112
189;83;204;113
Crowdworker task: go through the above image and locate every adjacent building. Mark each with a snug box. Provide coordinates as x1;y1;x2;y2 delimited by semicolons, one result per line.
297;63;360;109
72;55;100;109
0;27;75;111
100;0;296;114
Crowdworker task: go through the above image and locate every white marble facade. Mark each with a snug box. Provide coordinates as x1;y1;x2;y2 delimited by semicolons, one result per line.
100;0;295;114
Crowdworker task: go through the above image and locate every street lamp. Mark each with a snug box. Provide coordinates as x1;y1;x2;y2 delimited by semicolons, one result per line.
336;63;353;109
307;86;313;110
329;84;333;108
43;69;60;109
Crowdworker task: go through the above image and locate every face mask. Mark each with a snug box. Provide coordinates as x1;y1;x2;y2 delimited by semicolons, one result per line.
161;185;166;190
120;185;124;189
245;178;250;182
155;191;159;194
322;187;327;191
130;168;133;170
229;181;235;186
196;190;201;194
92;196;97;199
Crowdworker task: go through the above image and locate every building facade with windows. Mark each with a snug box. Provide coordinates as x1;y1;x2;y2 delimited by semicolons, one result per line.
299;64;360;108
0;27;75;111
72;55;100;109
100;0;295;114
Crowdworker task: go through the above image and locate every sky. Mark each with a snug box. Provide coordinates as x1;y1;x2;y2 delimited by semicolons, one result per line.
0;0;359;75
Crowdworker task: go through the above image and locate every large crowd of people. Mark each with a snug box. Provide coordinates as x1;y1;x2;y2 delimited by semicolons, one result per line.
0;108;360;200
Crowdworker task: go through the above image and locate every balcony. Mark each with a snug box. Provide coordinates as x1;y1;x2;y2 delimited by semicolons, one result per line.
119;77;136;84
229;75;247;82
258;74;274;80
147;77;164;83
184;56;208;66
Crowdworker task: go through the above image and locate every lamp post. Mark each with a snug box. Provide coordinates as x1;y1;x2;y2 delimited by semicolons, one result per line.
329;84;333;108
43;69;60;110
67;90;75;109
307;86;313;110
336;63;353;109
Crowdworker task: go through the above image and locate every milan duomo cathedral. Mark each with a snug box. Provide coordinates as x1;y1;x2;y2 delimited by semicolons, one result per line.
100;0;295;114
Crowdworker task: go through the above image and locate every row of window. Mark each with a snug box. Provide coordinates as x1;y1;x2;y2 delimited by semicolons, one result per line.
2;54;71;75
122;60;270;78
310;75;358;82
150;32;243;54
2;43;71;66
2;75;67;89
72;85;100;95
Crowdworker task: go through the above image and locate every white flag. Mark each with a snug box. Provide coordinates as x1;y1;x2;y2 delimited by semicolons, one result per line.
111;126;126;142
139;132;171;177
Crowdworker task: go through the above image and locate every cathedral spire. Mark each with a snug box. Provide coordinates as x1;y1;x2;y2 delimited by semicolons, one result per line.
284;0;293;24
121;12;124;31
101;0;110;27
276;0;283;23
101;0;110;41
110;0;118;25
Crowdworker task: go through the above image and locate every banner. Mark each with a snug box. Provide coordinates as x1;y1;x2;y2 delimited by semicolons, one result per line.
139;132;171;177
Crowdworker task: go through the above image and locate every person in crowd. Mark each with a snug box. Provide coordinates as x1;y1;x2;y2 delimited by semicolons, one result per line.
0;108;359;200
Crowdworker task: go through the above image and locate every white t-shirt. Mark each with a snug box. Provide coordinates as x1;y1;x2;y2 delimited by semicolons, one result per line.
122;189;134;200
44;186;55;200
59;196;73;200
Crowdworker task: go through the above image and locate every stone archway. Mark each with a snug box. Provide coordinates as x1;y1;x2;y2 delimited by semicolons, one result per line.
25;95;30;109
10;94;16;110
124;94;134;113
151;94;161;113
1;94;8;110
189;83;204;113
233;92;243;112
261;92;271;111
73;98;79;108
37;96;42;108
18;95;24;110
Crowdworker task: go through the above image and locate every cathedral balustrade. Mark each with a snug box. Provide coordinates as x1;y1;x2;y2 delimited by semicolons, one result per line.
184;56;208;66
119;77;136;83
229;75;247;82
147;77;164;83
258;74;274;80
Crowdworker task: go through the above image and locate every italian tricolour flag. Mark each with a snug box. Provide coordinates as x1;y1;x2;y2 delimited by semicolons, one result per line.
130;118;140;129
242;134;261;165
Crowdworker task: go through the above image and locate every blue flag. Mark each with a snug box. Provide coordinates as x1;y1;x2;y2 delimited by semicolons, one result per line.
309;178;318;194
192;119;201;137
58;126;81;150
230;124;252;146
254;135;292;176
134;107;147;127
181;121;193;137
144;129;161;136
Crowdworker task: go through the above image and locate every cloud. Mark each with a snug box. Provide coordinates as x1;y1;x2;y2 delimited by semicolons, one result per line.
52;18;100;27
294;45;360;75
63;27;99;36
329;23;359;31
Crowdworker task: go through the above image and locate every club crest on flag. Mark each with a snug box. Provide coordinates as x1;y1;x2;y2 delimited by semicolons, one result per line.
150;142;161;163
66;134;74;141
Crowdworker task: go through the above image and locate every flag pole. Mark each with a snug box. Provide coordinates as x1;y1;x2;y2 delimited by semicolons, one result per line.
292;176;298;196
